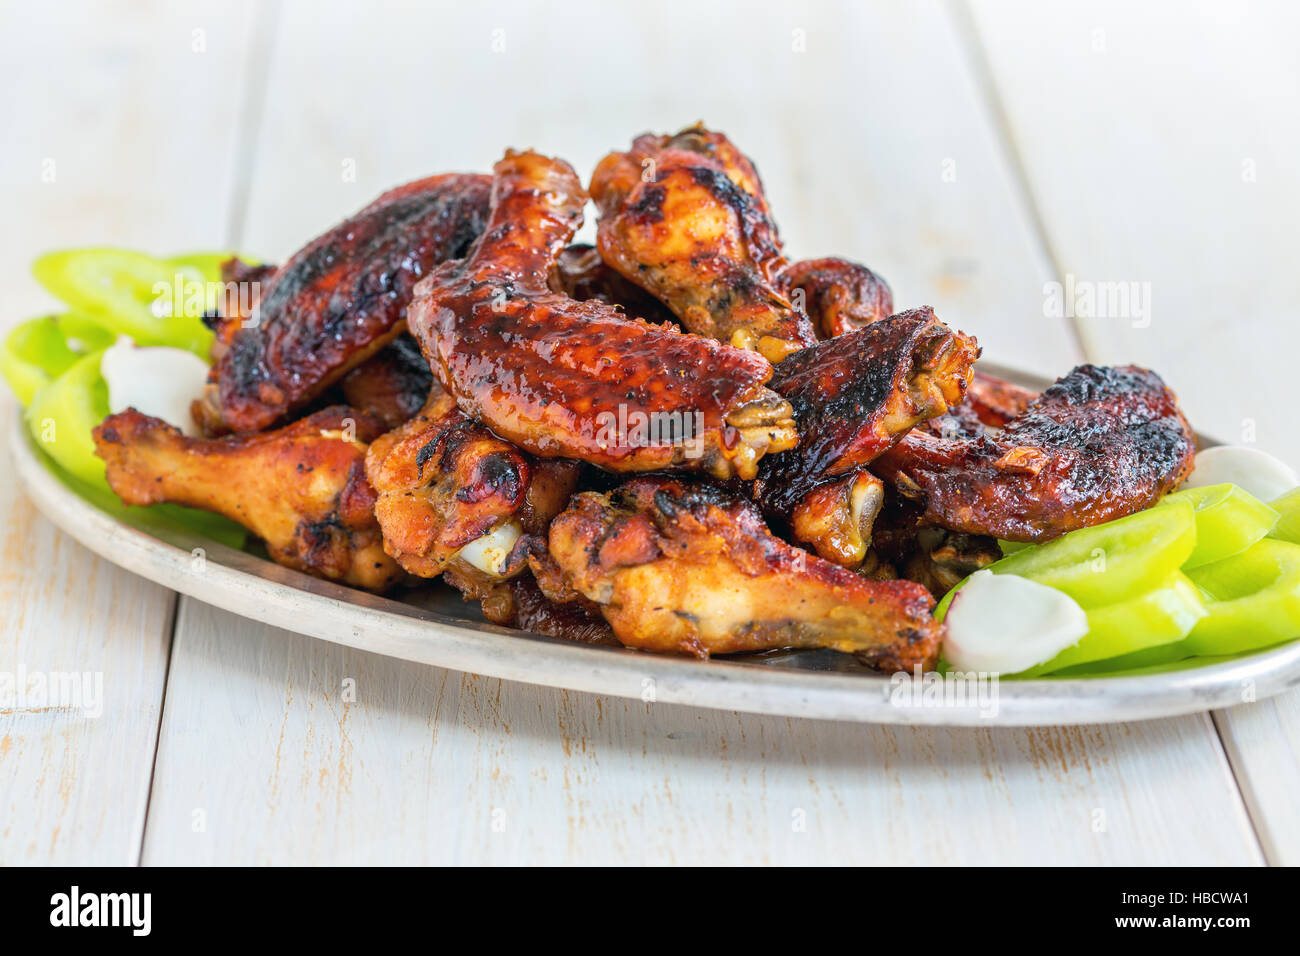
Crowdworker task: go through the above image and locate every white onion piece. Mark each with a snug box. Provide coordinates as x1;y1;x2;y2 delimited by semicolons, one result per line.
1182;446;1298;502
943;570;1088;674
457;520;522;577
101;338;209;436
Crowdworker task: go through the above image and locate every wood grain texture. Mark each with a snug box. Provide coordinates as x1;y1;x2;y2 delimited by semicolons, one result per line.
0;0;258;863
144;600;1261;865
965;0;1300;865
0;408;177;865
140;0;1264;864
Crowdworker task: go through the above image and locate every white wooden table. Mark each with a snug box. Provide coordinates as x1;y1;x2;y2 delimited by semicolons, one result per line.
3;0;1297;865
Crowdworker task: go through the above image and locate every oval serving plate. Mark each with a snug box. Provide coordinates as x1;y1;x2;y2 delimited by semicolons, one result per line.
12;362;1300;726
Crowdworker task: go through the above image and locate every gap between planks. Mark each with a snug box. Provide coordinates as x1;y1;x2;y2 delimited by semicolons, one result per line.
135;0;284;867
948;0;1271;864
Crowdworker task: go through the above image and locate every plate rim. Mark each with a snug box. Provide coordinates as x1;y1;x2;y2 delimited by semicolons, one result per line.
13;364;1300;726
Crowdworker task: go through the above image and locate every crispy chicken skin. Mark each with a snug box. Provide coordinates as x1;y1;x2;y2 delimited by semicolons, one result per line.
364;391;581;579
544;477;943;671
780;257;894;339
409;149;797;480
591;126;817;362
339;334;434;429
93;407;403;591
876;364;1196;541
203;173;492;434
755;308;979;514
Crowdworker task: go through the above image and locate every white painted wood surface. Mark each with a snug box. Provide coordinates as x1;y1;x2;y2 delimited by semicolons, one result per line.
0;0;258;864
966;0;1300;866
1;0;1293;864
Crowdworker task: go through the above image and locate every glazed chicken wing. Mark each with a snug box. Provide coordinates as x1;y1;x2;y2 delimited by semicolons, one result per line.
755;308;978;508
543;476;943;671
202;173;492;434
591;126;817;362
875;364;1196;541
408;149;797;480
364;391;580;580
93;407;403;591
749;309;977;567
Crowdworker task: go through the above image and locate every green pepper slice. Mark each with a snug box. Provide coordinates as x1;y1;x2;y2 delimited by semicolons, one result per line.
979;499;1197;608
25;350;110;484
1269;487;1300;546
1014;571;1206;676
1181;538;1300;655
2;314;113;405
33;248;213;355
1159;482;1278;569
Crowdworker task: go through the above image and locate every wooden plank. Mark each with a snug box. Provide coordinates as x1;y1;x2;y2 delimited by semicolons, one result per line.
142;0;1263;864
0;0;258;863
964;0;1300;862
143;601;1259;865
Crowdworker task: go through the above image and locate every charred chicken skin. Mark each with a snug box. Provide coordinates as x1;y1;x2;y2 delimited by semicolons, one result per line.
203;173;492;434
755;308;979;511
408;149;797;480
591;126;818;363
543;476;943;671
364;390;581;580
875;364;1196;541
751;309;977;567
93;407;403;591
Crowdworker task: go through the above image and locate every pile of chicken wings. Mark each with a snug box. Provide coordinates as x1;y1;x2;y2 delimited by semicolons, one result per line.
92;126;1196;673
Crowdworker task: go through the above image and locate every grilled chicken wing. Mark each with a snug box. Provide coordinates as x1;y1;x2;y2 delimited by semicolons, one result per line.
755;308;979;513
875;364;1196;541
93;407;403;591
543;476;943;671
364;391;581;580
781;257;894;339
748;309;977;568
590;126;817;362
409;149;797;480
201;173;492;434
339;334;435;429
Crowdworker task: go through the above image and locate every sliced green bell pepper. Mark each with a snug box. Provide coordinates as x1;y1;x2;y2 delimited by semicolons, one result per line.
1180;538;1300;655
164;251;241;283
1;314;114;406
1159;482;1278;568
33;248;213;356
981;499;1197;608
1014;571;1206;676
1269;487;1300;546
25;349;110;484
